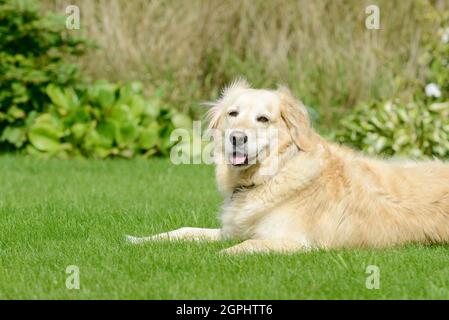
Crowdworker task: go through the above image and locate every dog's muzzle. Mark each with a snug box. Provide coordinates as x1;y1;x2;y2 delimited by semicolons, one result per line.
229;130;248;166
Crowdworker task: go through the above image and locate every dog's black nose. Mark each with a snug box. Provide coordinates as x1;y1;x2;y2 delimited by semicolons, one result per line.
230;130;247;146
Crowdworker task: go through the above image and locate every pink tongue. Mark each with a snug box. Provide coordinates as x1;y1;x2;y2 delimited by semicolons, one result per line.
230;154;246;165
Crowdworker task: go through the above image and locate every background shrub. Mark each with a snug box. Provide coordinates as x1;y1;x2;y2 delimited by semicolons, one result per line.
335;8;449;158
334;100;449;158
0;0;88;150
0;0;192;158
23;81;192;158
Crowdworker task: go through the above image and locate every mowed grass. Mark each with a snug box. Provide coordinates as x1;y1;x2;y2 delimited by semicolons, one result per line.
1;156;449;299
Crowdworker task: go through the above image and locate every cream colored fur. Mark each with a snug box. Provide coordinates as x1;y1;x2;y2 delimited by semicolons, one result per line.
127;80;449;254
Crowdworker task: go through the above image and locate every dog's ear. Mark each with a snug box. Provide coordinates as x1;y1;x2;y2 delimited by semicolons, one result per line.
277;85;315;151
205;78;250;129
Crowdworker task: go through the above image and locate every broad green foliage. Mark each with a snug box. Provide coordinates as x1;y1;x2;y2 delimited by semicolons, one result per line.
336;9;449;158
0;0;87;151
335;100;449;158
17;81;192;158
0;0;192;158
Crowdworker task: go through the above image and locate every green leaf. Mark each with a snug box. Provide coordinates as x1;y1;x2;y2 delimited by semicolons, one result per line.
97;120;117;146
28;114;64;152
171;113;192;129
46;84;70;110
87;81;117;109
71;122;89;141
28;126;62;152
83;127;114;151
129;95;145;118
7;106;26;119
116;121;139;147
0;126;26;147
118;82;143;105
98;87;116;108
139;124;159;149
109;104;131;123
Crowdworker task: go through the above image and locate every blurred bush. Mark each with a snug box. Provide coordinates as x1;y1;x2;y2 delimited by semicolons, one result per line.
0;0;87;150
335;100;449;158
21;81;191;158
335;7;449;158
0;0;191;158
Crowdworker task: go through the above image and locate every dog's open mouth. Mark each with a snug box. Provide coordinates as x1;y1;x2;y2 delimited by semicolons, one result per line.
230;152;248;166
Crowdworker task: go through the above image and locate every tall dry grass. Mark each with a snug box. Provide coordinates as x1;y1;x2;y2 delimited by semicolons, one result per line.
43;0;445;126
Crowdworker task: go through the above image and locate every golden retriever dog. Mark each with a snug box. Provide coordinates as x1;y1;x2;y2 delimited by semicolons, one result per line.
127;79;449;254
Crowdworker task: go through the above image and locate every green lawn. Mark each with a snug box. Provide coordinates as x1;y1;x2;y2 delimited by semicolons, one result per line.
1;155;449;299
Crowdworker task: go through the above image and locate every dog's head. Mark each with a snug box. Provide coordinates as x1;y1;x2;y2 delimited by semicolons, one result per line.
206;79;317;176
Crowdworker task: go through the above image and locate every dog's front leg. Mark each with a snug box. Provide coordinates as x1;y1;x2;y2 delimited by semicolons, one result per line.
126;227;222;244
220;239;308;255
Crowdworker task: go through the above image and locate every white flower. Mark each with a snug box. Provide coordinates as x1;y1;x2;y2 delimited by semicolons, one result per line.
442;28;449;44
425;83;442;98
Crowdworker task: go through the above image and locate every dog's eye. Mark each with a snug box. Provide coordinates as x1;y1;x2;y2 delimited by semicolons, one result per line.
228;111;239;117
257;116;269;123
